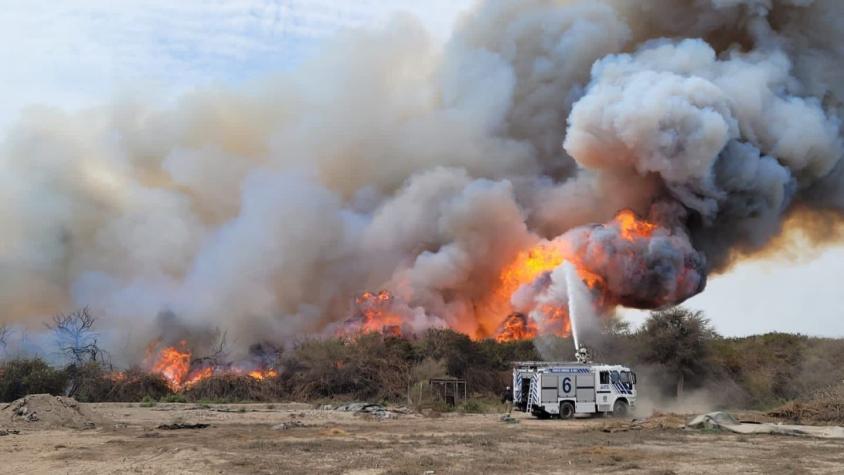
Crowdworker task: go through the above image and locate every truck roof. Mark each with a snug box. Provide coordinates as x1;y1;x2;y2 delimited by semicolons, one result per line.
512;361;631;369
512;361;587;366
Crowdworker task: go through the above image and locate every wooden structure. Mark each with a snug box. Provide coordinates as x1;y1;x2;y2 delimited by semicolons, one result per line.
429;377;467;406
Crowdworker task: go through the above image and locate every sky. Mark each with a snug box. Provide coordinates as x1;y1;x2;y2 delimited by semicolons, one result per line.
0;0;468;127
0;0;841;337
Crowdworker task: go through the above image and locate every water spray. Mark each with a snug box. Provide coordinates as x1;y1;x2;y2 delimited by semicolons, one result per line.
564;262;581;351
564;262;591;363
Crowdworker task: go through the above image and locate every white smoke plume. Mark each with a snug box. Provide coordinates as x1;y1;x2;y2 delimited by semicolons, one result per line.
1;0;842;363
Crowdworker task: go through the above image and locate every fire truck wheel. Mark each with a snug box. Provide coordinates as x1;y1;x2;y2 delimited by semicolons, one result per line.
613;400;629;417
559;401;575;419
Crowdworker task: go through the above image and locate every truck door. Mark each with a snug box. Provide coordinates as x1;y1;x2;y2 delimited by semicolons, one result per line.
541;374;559;404
575;371;596;413
596;371;612;412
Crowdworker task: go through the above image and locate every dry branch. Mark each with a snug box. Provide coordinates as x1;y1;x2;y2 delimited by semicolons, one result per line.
0;324;8;350
45;307;105;365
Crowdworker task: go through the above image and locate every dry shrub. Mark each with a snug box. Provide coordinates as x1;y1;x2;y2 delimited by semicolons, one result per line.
183;374;279;402
279;330;540;403
407;358;448;409
709;333;810;408
768;384;844;424
107;368;171;402
411;358;447;383
282;333;413;401
70;362;116;402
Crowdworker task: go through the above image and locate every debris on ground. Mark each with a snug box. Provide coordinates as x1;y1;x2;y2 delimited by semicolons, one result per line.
156;423;210;430
335;402;376;412
687;411;844;439
0;429;20;436
272;421;307;431
320;427;349;437
500;414;519;424
207;407;251;413
768;384;844;425
0;394;107;429
174;405;250;413
335;402;408;419
600;412;686;433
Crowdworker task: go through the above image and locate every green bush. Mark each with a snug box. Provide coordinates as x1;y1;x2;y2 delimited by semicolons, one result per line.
160;393;187;403
140;395;157;407
0;358;68;402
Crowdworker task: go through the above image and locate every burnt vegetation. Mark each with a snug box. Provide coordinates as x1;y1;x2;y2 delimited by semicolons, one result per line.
1;307;843;413
46;308;105;365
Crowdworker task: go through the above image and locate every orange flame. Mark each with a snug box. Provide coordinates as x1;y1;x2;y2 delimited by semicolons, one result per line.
491;209;658;341
616;208;657;241
146;340;280;390
538;304;572;337
478;243;566;338
149;342;192;390
108;371;127;382
346;290;404;336
495;313;538;342
499;244;566;292
247;369;279;381
183;366;214;388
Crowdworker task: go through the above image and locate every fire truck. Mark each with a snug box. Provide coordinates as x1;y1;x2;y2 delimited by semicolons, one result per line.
512;350;637;418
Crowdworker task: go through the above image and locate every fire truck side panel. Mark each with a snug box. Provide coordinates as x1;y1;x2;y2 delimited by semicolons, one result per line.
575;371;596;413
515;363;636;418
541;374;558;403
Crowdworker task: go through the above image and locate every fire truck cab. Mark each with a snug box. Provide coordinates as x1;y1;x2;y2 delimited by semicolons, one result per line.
512;361;637;418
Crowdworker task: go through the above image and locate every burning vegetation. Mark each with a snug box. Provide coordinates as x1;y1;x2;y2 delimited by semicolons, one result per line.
143;340;280;392
495;313;538;342
343;291;405;337
345;208;704;344
488;208;704;341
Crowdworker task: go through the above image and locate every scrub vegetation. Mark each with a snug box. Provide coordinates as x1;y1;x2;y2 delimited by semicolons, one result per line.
1;308;841;412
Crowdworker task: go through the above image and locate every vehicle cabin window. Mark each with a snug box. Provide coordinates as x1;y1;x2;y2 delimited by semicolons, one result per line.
599;371;609;385
610;371;620;383
620;372;630;384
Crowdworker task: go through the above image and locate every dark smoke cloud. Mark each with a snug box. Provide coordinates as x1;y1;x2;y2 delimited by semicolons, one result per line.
0;0;842;361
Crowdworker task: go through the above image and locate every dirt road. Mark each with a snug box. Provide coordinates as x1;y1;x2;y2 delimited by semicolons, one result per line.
1;402;842;474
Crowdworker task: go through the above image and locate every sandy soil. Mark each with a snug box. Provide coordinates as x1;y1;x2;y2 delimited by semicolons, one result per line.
1;402;843;474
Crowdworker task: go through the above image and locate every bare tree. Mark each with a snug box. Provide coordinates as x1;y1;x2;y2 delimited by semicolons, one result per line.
0;324;8;351
191;329;228;368
45;307;104;365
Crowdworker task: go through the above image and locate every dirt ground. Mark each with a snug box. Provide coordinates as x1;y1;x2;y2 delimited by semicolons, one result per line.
1;401;843;474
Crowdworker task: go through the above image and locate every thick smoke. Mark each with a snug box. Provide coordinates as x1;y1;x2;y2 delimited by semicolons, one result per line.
1;0;842;363
564;36;840;269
